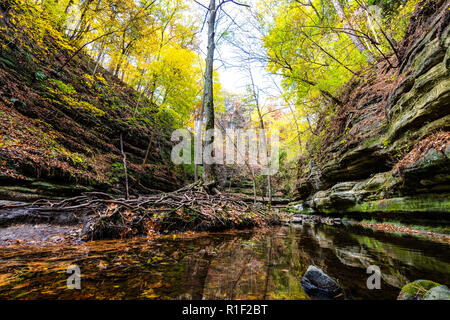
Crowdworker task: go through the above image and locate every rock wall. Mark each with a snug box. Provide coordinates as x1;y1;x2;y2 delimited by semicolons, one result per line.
295;1;450;215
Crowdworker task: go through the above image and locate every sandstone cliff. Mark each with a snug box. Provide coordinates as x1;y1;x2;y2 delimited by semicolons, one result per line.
295;1;450;214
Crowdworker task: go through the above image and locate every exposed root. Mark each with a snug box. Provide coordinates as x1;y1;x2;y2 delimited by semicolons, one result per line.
0;184;283;240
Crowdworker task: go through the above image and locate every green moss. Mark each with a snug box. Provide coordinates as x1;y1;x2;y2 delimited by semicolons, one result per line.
46;78;105;117
48;78;76;95
107;162;125;184
399;280;440;300
348;193;450;213
0;57;15;68
363;136;381;148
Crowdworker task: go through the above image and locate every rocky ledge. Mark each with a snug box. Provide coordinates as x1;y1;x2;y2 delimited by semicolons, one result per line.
294;2;450;215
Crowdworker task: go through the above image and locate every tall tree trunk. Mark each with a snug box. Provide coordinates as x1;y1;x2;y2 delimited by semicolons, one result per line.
121;59;129;82
114;56;123;77
202;0;217;186
250;166;257;205
120;133;129;200
256;108;272;207
218;121;258;205
64;0;74;14
194;93;205;182
70;0;93;41
194;54;206;182
92;40;106;76
330;0;374;63
249;68;272;207
288;104;303;153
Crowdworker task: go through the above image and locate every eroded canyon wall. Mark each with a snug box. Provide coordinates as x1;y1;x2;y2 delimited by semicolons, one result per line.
295;1;450;214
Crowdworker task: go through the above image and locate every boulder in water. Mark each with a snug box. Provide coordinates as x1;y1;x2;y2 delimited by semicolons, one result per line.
424;285;450;300
300;265;344;299
397;280;441;300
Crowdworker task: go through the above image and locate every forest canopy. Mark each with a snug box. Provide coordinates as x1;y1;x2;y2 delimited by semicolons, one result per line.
1;0;419;193
3;0;208;128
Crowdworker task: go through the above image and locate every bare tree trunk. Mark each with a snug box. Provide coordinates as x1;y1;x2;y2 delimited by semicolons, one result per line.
330;0;374;63
194;96;205;182
121;59;129;82
120;133;129;200
288;104;303;153
360;2;400;63
114;57;122;77
142;131;155;167
64;0;74;14
132;79;146;116
256;109;272;207
194;53;207;182
202;0;217;187
138;130;155;184
271;78;303;153
92;40;106;76
58;0;74;32
70;0;93;41
250;166;257;205
218;121;258;205
249;68;272;207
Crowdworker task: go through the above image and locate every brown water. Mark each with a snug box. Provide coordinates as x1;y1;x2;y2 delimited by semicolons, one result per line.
0;222;449;299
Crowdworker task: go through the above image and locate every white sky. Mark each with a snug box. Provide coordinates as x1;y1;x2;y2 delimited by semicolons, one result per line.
193;0;283;101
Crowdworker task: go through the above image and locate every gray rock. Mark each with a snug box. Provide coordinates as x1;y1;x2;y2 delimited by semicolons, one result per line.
329;191;356;205
406;148;447;171
300;265;344;299
312;190;332;209
321;217;335;225
291;216;302;224
331;181;357;192
444;143;450;159
424;285;450;300
305;200;315;208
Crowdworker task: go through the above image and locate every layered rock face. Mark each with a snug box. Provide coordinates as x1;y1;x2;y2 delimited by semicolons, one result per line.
295;2;450;214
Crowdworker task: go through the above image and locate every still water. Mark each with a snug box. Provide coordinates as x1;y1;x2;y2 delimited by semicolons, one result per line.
0;222;449;299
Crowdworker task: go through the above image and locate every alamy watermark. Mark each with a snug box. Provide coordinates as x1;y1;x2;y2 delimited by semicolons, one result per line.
366;265;381;290
67;264;81;290
171;128;280;175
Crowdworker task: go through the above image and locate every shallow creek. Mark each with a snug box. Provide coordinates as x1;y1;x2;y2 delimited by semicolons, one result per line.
0;222;449;299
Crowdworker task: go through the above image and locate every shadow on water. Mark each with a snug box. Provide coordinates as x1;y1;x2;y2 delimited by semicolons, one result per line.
0;222;449;299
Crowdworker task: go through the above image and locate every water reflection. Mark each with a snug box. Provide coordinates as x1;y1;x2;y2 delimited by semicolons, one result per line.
0;223;449;299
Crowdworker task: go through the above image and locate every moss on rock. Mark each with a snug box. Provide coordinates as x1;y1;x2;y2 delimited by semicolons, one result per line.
398;280;440;300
